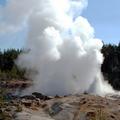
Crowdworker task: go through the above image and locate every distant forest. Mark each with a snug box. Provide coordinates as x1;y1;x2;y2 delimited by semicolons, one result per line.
0;49;25;80
101;43;120;90
0;43;120;90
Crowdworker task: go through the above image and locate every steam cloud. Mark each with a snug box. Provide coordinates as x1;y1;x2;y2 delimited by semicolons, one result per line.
1;0;116;95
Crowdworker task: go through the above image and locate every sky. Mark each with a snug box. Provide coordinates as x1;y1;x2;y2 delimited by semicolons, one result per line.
83;0;120;44
0;0;6;5
0;0;120;50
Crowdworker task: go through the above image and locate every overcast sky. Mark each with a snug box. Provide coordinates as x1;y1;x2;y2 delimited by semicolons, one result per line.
0;0;120;50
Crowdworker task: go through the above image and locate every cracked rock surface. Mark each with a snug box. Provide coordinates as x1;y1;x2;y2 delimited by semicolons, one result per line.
14;94;120;120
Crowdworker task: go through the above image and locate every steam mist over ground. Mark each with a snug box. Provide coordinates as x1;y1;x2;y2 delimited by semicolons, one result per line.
1;0;116;96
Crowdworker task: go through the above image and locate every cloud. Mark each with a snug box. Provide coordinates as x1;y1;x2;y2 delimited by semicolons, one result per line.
0;0;115;96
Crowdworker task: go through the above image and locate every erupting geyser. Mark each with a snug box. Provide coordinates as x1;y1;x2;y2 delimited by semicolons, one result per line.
2;0;115;95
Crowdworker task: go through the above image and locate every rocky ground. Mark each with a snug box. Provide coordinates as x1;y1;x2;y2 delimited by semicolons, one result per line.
1;92;120;120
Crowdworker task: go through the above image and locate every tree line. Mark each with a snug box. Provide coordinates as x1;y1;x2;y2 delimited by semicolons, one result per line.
101;43;120;90
0;49;25;80
0;43;120;90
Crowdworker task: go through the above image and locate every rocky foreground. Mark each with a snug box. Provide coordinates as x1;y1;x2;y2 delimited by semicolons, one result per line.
1;93;120;120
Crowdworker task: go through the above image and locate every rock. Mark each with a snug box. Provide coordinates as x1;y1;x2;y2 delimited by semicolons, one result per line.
21;99;32;107
2;94;120;120
55;95;61;98
31;115;54;120
2;111;13;119
86;111;96;119
41;103;48;108
15;112;54;120
32;92;51;100
21;95;36;100
15;111;31;120
49;102;63;116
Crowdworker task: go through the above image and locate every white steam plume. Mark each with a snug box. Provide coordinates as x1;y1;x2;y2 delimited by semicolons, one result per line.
2;0;116;96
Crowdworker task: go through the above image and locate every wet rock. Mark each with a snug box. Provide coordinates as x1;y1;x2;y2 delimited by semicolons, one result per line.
49;102;63;116
32;92;51;100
